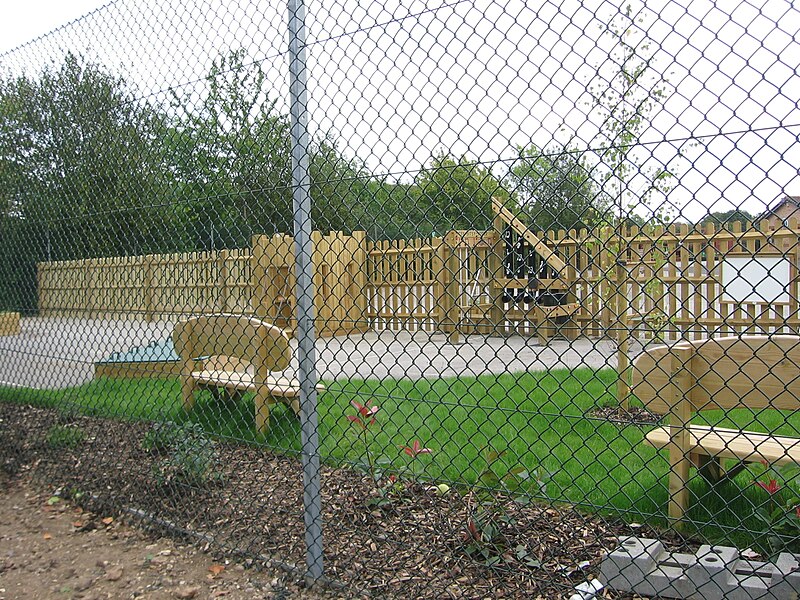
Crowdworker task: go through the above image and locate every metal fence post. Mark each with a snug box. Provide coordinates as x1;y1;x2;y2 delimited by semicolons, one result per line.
287;0;324;585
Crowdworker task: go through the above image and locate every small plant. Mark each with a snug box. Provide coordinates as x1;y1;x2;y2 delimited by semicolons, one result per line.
365;473;406;509
752;465;800;555
399;439;432;481
461;447;533;566
345;399;380;484
56;405;83;424
46;425;86;449
143;421;205;453
148;422;220;487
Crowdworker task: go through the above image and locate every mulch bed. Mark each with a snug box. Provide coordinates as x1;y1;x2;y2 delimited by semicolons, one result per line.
588;406;662;426
0;403;687;598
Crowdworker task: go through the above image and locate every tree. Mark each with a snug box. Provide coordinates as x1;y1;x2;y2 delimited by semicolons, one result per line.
589;5;676;224
168;49;370;246
347;178;420;240
701;209;755;228
0;53;172;258
410;152;508;236
506;143;605;231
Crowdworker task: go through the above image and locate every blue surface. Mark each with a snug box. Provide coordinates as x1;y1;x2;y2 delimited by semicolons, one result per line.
100;338;179;364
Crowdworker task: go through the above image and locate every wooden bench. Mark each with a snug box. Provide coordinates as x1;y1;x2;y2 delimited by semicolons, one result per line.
173;315;323;434
631;335;800;523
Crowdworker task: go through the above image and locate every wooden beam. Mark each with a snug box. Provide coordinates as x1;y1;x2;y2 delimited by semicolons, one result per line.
491;197;567;275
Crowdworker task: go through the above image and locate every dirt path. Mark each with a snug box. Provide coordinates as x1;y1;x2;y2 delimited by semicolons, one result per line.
0;474;328;600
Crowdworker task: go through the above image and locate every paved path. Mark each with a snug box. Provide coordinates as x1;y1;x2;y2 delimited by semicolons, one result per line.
0;317;628;389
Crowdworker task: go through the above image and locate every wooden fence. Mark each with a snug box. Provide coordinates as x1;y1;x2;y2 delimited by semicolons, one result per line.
37;220;800;340
251;231;369;337
38;249;252;320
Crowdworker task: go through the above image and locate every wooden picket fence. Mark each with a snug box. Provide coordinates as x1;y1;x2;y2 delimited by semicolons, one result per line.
38;249;252;320
37;219;800;340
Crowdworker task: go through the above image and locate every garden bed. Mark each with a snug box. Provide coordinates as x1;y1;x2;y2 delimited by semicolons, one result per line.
0;402;690;598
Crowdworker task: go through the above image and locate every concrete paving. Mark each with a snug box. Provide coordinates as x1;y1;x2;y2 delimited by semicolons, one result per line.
0;316;631;389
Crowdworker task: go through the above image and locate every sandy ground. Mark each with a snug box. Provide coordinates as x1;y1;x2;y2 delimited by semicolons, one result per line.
0;316;630;390
0;473;330;600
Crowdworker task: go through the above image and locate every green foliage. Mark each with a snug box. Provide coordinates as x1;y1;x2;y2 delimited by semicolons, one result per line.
46;425;86;449
168;49;370;244
589;6;677;223
0;49;375;271
411;152;509;235
507;144;605;231
461;447;535;566
147;421;220;487
701;209;755;228
143;420;204;453
0;53;172;258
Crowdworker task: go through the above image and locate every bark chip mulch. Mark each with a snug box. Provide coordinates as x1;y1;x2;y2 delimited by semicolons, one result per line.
0;403;682;598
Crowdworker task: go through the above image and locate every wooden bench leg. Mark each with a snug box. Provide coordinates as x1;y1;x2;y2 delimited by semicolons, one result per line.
180;375;197;412
668;456;691;524
255;388;273;434
693;454;747;485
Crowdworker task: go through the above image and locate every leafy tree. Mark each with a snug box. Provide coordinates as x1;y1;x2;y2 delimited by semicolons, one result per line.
168;50;369;246
410;152;508;236
167;50;293;248
701;209;755;228
353;178;420;240
589;6;676;224
0;53;171;258
506;143;605;231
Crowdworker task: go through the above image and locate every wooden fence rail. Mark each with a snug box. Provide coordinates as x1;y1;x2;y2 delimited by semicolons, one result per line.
38;249;252;321
37;220;800;341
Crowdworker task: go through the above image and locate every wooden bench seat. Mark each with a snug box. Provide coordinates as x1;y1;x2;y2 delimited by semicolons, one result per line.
631;335;800;523
173;315;323;433
645;425;800;467
192;368;325;416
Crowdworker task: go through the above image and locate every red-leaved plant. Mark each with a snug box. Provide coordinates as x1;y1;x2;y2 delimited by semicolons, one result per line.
755;479;780;496
752;465;800;555
345;399;380;484
399;439;433;483
346;399;379;430
400;439;432;458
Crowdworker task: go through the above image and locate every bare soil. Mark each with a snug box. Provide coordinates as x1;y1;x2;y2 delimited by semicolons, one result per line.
0;473;328;600
0;403;675;598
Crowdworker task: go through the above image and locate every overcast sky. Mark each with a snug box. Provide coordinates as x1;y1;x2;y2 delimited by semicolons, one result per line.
0;0;110;54
2;0;798;222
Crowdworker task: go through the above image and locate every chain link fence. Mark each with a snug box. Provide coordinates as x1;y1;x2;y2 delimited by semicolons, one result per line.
2;0;800;597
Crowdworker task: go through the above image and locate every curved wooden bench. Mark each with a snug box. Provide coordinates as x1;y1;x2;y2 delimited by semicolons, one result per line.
631;335;800;523
173;315;323;434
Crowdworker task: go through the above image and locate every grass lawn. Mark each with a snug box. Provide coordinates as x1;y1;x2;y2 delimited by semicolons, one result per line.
3;367;800;550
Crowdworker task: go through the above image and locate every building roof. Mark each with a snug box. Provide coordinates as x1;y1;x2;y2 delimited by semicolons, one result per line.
761;195;800;218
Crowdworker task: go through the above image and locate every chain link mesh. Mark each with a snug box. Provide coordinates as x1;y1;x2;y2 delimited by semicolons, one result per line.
2;0;800;597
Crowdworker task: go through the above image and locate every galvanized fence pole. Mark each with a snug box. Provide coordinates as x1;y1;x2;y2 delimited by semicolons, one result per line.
287;0;324;585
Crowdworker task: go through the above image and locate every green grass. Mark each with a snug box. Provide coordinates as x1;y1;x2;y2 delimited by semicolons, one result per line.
3;368;800;550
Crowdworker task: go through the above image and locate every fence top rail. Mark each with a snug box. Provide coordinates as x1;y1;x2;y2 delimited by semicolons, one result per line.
543;221;800;246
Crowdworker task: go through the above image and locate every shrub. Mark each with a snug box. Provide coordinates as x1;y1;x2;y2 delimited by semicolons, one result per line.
145;421;220;487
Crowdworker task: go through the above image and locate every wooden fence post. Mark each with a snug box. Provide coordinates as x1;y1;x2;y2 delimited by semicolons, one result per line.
218;249;230;313
350;231;370;333
251;234;267;319
616;258;630;409
488;218;505;335
438;231;461;343
145;254;155;322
